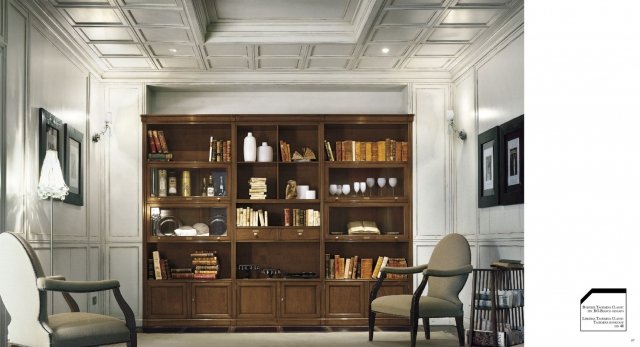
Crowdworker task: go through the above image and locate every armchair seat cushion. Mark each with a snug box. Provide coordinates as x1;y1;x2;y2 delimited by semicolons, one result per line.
372;295;463;318
49;312;130;347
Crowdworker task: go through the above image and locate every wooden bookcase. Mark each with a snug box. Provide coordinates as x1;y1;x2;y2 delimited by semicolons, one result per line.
141;114;414;327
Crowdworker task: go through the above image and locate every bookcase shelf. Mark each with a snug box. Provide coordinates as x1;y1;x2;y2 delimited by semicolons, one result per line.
142;114;413;328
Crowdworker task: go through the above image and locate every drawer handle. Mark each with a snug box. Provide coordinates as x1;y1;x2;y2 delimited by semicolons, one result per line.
252;230;259;238
394;236;398;240
216;236;221;241
297;229;304;236
335;236;339;240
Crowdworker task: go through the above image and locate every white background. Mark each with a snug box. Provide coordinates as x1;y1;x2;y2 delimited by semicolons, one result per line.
527;0;640;345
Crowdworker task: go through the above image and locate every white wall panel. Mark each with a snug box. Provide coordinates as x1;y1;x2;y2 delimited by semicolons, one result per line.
107;245;141;318
28;23;89;242
148;90;408;114
52;246;89;313
452;71;477;237
89;246;100;313
477;243;523;268
414;87;447;238
107;85;142;242
88;78;105;241
5;3;26;235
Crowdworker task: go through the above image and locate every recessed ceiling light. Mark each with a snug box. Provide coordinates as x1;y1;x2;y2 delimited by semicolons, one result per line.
168;48;178;53
381;47;390;54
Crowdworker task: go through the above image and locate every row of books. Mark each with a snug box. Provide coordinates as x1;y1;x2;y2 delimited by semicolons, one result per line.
284;208;320;227
236;207;269;227
249;177;267;199
279;140;317;162
324;139;408;162
147;130;170;156
325;254;408;280
490;259;524;269
208;138;232;162
149;250;220;280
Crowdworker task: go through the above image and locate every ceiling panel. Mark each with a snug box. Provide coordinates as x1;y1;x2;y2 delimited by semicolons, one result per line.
258;45;303;57
441;9;501;25
118;0;179;6
63;8;123;25
54;0;111;4
148;44;195;56
456;0;509;5
307;58;350;69
125;9;185;26
78;27;136;42
356;58;399;69
427;27;483;41
208;57;250;69
138;28;191;42
380;9;437;25
258;58;300;69
405;57;450;68
93;43;144;56
204;44;249;56
211;0;352;20
415;43;465;56
363;43;410;57
371;27;422;41
391;0;445;5
310;44;356;57
156;58;201;69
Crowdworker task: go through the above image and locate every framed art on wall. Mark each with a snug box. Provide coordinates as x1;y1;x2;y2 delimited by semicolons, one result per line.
64;124;83;206
39;108;65;171
478;126;500;208
499;115;524;205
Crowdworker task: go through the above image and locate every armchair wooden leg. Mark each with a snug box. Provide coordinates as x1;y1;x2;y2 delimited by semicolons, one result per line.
410;313;419;347
422;317;430;339
455;316;465;346
368;310;376;341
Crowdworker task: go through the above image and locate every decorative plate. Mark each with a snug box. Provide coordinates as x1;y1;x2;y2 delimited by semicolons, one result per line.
208;216;227;236
157;216;181;236
193;222;209;236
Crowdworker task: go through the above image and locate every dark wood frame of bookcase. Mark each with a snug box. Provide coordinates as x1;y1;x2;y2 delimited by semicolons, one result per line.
141;114;414;328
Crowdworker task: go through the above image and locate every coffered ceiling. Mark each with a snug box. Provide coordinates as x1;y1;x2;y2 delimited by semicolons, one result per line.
42;0;523;76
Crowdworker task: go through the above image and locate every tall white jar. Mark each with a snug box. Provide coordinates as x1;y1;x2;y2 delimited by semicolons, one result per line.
243;132;257;162
257;142;273;162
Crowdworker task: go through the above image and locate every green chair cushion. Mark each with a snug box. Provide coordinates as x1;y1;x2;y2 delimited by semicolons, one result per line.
49;312;130;347
371;294;463;318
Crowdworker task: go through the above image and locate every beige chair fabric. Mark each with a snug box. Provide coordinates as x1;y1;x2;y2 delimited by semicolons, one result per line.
369;233;472;347
0;232;136;347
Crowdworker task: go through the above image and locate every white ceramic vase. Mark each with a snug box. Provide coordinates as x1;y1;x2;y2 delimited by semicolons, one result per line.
243;132;257;162
257;142;273;162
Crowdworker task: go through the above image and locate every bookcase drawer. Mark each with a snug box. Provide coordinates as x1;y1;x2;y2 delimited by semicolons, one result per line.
237;228;278;241
279;228;319;241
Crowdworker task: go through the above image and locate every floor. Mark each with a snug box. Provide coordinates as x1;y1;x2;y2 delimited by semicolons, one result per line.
114;326;524;347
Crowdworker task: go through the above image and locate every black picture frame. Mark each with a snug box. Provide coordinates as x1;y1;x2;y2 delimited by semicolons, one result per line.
478;126;500;208
499;115;524;205
39;108;65;172
64;124;84;206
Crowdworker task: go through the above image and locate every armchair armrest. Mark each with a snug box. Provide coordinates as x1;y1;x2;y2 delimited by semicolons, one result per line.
423;264;472;277
37;278;120;293
381;264;428;275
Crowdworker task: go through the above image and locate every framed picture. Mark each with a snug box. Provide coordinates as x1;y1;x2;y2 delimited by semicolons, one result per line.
64;124;83;206
499;115;524;205
478;126;500;208
39;108;64;172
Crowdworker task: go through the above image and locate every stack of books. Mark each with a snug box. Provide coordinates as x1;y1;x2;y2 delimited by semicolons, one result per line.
191;251;218;280
325;254;407;279
248;177;267;199
147;130;172;161
491;259;524;269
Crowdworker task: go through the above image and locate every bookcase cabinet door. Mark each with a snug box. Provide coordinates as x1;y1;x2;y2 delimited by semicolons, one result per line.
191;282;233;319
325;281;367;318
145;282;189;319
236;281;277;319
279;281;321;318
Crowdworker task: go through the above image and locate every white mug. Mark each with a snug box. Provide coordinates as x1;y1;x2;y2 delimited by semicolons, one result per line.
306;190;316;199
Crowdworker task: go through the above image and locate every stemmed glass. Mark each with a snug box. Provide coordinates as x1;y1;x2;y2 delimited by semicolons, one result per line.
388;178;398;197
342;184;351;197
336;185;343;196
329;184;338;196
377;178;386;197
366;178;375;197
359;182;366;197
353;182;360;197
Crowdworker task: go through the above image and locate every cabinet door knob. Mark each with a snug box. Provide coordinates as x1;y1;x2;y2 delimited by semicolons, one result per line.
297;229;304;236
335;236;339;240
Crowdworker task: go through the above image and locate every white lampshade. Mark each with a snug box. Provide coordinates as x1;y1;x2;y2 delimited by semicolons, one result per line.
38;150;69;200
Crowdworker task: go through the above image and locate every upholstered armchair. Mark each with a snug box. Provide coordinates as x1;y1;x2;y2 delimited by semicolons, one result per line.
0;232;136;347
369;233;472;347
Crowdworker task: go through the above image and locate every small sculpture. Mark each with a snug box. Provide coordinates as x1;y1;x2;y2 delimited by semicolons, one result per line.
285;180;297;199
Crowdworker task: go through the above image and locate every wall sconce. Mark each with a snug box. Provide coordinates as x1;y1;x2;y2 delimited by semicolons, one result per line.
92;112;112;143
446;110;467;140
